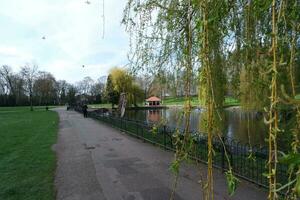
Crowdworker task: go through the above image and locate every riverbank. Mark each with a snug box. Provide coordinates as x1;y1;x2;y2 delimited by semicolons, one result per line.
162;96;240;107
88;94;299;110
88;96;240;109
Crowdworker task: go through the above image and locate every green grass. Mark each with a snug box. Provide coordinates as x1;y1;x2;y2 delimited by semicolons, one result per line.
0;106;58;112
162;96;240;107
0;107;59;200
88;103;112;109
224;96;240;107
162;96;199;106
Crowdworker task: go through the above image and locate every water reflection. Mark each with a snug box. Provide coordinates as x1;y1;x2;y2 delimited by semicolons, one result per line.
124;107;267;146
147;110;161;123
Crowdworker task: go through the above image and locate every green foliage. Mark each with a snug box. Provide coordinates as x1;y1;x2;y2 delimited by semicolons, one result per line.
296;175;300;197
123;0;300;198
108;68;144;107
225;170;240;196
131;83;145;106
169;160;180;175
67;85;77;105
279;153;300;169
151;124;158;135
105;74;119;107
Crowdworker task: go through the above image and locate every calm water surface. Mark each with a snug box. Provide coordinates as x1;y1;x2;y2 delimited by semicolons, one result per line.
124;107;267;146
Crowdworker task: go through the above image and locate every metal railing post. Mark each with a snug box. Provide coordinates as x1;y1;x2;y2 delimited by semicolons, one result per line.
136;121;139;138
221;136;225;173
163;125;167;150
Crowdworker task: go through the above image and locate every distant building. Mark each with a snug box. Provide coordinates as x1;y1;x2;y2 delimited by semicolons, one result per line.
146;96;161;106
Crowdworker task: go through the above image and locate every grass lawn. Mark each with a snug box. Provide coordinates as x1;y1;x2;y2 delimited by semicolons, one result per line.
0;106;58;112
88;103;112;109
224;96;240;107
162;96;240;107
0;107;59;200
162;96;199;106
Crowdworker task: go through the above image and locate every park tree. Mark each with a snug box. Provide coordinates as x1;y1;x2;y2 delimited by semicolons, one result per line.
0;72;5;95
109;68;133;94
0;65;28;106
130;83;144;107
77;76;95;95
90;82;105;104
56;80;68;105
123;0;300;199
0;65;77;107
109;67;144;107
66;84;77;106
123;1;206;197
21;64;38;111
0;65;17;105
14;74;26;106
105;74;119;108
135;73;152;98
33;71;57;106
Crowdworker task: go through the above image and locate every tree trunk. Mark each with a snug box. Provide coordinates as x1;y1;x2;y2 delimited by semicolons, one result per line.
30;93;33;111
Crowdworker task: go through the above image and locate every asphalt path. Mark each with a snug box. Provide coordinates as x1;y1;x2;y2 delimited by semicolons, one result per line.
53;108;267;200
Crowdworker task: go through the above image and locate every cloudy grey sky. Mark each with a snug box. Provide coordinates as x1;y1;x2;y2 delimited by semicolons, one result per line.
0;0;130;83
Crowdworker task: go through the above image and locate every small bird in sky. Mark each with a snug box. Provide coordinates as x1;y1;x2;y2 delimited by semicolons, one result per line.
82;65;85;68
42;36;46;40
85;0;91;4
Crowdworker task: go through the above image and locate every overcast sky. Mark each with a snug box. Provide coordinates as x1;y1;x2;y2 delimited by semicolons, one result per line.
0;0;130;83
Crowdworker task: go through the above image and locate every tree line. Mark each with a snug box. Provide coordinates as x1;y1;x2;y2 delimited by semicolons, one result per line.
0;65;155;109
0;64;106;108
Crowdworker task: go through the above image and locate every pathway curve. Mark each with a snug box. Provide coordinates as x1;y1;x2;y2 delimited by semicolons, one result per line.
54;108;267;200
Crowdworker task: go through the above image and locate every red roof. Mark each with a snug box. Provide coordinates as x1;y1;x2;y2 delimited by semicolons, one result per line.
146;96;161;102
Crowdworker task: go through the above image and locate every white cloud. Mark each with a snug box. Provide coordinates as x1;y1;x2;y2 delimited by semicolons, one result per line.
0;46;22;57
0;0;130;83
0;46;34;69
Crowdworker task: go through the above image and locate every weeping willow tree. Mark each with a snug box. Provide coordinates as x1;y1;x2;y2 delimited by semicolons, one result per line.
123;1;200;198
198;0;231;198
122;0;300;199
269;1;300;199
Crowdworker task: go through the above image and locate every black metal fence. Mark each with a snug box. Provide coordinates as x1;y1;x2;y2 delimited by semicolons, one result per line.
75;108;288;190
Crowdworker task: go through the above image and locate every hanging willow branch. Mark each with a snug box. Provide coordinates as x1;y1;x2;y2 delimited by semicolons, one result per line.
122;0;300;199
267;0;279;199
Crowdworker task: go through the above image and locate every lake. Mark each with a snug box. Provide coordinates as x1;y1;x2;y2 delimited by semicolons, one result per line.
123;107;267;146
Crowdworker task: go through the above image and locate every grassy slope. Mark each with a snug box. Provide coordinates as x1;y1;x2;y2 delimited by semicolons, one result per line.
0;107;59;200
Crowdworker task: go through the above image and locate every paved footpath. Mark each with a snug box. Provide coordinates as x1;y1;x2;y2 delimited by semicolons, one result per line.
53;108;267;200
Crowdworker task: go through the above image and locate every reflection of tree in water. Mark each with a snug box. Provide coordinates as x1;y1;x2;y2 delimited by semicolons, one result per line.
124;109;147;121
223;111;267;147
124;108;294;148
126;108;268;145
147;109;161;123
